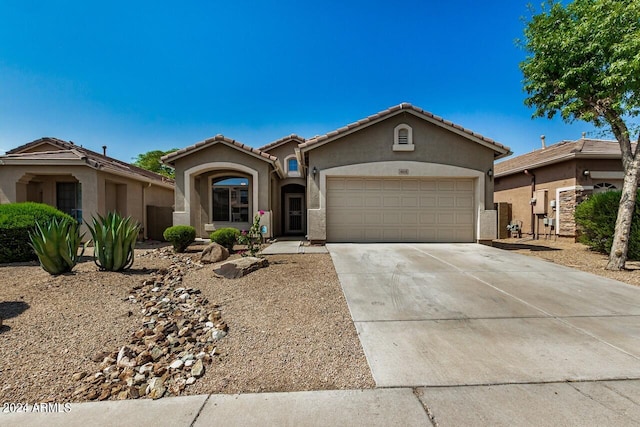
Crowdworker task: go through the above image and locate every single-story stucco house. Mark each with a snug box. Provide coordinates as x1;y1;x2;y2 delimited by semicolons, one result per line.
0;137;175;239
162;103;511;243
494;136;626;237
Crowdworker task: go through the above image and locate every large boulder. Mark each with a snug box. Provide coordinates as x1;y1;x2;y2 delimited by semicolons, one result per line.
200;243;229;264
213;257;268;279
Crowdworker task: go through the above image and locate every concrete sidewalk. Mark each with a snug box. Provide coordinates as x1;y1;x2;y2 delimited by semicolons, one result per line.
0;389;430;427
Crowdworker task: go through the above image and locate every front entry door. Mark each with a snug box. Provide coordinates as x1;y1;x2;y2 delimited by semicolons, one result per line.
285;194;305;234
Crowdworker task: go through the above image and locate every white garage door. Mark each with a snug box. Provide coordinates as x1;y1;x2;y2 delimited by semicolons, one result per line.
326;177;475;242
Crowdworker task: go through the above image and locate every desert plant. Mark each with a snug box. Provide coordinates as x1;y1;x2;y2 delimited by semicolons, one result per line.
0;202;74;263
575;190;640;260
87;212;140;271
29;217;85;275
210;227;240;250
163;225;196;253
237;211;264;257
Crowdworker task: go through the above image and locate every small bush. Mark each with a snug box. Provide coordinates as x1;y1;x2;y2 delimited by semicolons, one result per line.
87;212;140;271
30;217;85;275
0;202;74;263
163;225;196;253
575;189;640;260
210;227;240;250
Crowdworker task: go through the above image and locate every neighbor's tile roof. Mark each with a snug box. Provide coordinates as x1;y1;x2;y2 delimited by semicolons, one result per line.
494;138;624;177
258;134;305;152
3;137;174;185
298;102;511;156
161;134;277;164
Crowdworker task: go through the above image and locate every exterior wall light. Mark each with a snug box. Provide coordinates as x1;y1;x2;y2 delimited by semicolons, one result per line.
583;170;590;176
487;168;493;177
312;166;318;177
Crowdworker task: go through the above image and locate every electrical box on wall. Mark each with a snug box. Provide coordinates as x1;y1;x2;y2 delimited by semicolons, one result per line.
534;190;548;214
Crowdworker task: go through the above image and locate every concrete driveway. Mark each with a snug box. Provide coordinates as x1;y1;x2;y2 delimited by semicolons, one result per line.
328;243;640;425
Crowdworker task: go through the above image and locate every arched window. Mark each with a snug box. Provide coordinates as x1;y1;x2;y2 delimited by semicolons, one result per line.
284;154;300;177
593;182;617;194
393;124;414;151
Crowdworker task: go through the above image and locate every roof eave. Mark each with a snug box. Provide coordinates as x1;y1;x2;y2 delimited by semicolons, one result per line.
300;107;510;157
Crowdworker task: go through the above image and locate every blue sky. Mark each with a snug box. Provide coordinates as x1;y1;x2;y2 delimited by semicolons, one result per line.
0;1;602;162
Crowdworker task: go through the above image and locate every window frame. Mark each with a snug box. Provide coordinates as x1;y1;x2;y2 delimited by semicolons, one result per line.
284;154;301;177
211;177;251;223
393;124;414;151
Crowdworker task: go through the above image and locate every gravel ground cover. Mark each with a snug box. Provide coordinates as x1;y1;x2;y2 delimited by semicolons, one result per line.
494;237;640;287
0;245;374;403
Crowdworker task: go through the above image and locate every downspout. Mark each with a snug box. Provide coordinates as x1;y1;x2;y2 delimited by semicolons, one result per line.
143;182;151;240
524;169;536;236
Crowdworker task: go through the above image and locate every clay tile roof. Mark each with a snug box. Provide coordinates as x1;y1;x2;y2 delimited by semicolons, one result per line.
298;103;511;157
494;138;623;177
3;137;174;185
258;134;305;152
161;134;277;164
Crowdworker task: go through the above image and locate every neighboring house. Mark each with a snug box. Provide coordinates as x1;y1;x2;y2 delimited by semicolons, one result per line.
0;137;175;239
162;103;511;243
494;137;625;237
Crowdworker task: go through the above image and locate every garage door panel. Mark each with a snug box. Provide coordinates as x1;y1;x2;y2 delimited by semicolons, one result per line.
383;196;401;207
401;212;418;224
402;180;420;191
345;179;365;190
456;180;474;191
383;180;402;191
456;196;474;208
364;196;382;207
438;196;455;208
327;177;475;243
364;212;383;224
420;196;437;207
402;196;418;208
420;213;437;224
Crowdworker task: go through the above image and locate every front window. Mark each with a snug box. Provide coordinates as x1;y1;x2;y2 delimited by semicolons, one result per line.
56;182;82;223
212;177;249;222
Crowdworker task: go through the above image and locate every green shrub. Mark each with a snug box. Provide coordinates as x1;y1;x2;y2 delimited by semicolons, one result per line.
210;227;240;250
29;217;85;275
87;212;140;271
575;190;640;260
163;225;196;253
0;202;74;263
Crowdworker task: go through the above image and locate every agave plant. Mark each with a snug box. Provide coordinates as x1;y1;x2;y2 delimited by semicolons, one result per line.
87;212;140;271
29;217;85;275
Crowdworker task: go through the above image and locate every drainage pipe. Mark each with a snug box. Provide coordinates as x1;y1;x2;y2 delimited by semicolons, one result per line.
524;169;536;236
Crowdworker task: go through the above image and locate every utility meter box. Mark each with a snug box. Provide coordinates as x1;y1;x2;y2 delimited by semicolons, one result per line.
534;190;548;214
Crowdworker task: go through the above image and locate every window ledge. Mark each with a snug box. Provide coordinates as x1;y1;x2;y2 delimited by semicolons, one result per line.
287;171;301;177
393;144;415;152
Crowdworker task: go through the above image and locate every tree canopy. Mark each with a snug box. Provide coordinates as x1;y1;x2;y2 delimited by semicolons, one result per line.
132;149;178;179
521;0;640;139
520;0;640;269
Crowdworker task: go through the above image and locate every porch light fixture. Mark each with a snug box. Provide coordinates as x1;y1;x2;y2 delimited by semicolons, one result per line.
583;169;590;176
312;166;318;177
487;168;493;177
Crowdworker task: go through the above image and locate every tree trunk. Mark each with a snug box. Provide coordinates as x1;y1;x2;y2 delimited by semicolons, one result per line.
606;160;640;270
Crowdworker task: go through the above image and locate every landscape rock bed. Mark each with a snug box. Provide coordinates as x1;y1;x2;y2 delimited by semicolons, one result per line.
72;249;228;401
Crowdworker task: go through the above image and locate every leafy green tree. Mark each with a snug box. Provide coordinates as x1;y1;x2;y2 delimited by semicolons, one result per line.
132;149;178;178
520;0;640;270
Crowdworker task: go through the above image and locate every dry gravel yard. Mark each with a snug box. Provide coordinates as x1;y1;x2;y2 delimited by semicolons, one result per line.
0;245;374;403
494;237;640;287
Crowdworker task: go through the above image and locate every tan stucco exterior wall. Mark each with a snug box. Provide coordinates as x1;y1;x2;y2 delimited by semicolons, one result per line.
494;158;624;237
304;114;497;242
171;142;273;237
263;140;300;174
0;164;173;238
